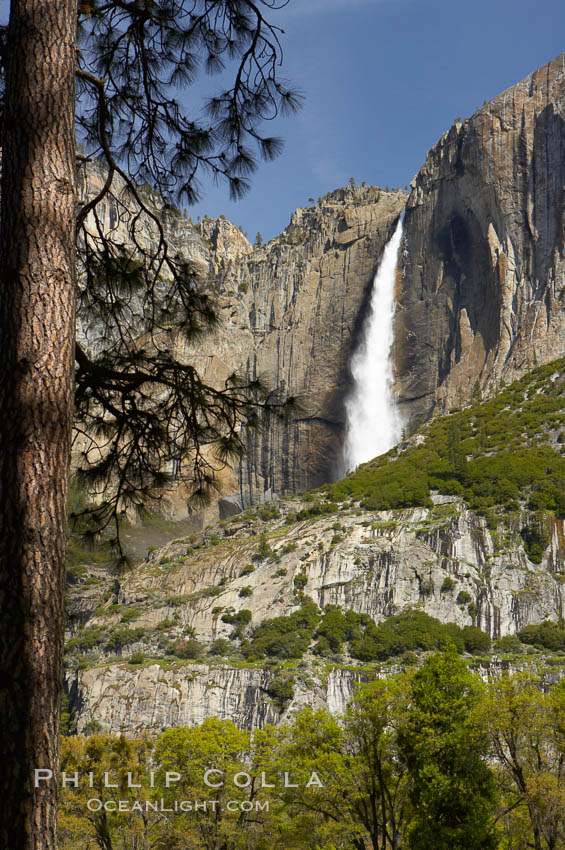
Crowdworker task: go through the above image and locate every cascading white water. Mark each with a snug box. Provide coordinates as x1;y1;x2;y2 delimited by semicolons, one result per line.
343;217;404;472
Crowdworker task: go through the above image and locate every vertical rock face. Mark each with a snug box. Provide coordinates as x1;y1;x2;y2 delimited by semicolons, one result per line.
67;663;364;736
181;188;407;505
396;53;565;424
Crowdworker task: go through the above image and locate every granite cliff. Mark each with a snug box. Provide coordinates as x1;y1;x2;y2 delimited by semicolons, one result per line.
184;187;408;506
66;489;565;735
75;54;565;515
396;52;565;424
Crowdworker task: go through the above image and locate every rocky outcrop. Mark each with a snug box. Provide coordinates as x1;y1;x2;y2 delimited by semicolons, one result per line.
65;494;565;734
111;499;565;642
67;662;363;736
396;53;565;424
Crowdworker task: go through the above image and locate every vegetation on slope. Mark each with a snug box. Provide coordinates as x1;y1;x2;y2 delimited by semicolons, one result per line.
325;357;565;515
236;604;492;663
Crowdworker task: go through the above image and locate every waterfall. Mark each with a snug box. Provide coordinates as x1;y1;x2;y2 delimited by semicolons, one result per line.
343;216;404;472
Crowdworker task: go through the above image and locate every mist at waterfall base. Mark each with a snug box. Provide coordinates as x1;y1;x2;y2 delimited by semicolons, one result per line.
343;219;404;473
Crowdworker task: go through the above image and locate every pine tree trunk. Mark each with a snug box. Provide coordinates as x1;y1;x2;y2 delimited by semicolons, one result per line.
0;1;77;847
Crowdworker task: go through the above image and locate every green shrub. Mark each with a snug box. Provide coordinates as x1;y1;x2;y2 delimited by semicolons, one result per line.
120;608;141;624
462;625;491;654
520;516;551;564
208;638;231;656
518;620;565;651
171;639;204;660
65;628;106;653
256;534;275;560
441;576;456;593
257;504;281;521
129;651;145;664
456;591;473;606
106;627;146;652
493;634;522;653
221;609;252;639
267;673;295;709
239;586;253;598
245;600;320;660
347;610;466;662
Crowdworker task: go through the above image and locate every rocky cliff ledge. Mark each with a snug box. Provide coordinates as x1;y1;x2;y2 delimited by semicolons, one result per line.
66;494;564;734
396;53;565;424
67;663;363;736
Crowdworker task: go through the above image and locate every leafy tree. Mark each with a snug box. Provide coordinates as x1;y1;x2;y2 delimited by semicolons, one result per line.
398;647;499;850
59;734;158;850
154;718;276;850
483;674;565;850
0;2;299;846
275;679;411;850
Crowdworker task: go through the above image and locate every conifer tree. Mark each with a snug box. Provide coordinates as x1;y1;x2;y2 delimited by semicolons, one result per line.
0;2;299;846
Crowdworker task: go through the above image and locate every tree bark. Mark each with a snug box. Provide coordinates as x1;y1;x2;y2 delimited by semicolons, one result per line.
0;0;77;847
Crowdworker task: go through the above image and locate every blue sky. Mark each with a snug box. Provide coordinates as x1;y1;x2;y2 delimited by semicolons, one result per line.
189;0;565;240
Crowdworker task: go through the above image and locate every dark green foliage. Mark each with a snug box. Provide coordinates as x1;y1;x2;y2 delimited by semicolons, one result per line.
170;639;204;660
241;603;493;663
314;606;351;655
244;599;320;659
441;576;456;592
128;651;145;664
256;504;280;521
326;358;565;516
456;590;472;605
398;649;498;850
239;564;255;577
518;620;565;652
520;515;551;564
208;638;231;656
221;609;252;627
60;691;75;737
65;627;107;653
120;608;141;623
295;501;339;521
255;534;275;560
266;673;295;709
238;586;253;598
462;626;491;654
493;634;522;653
106;627;147;652
346;610;470;662
293;571;308;590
